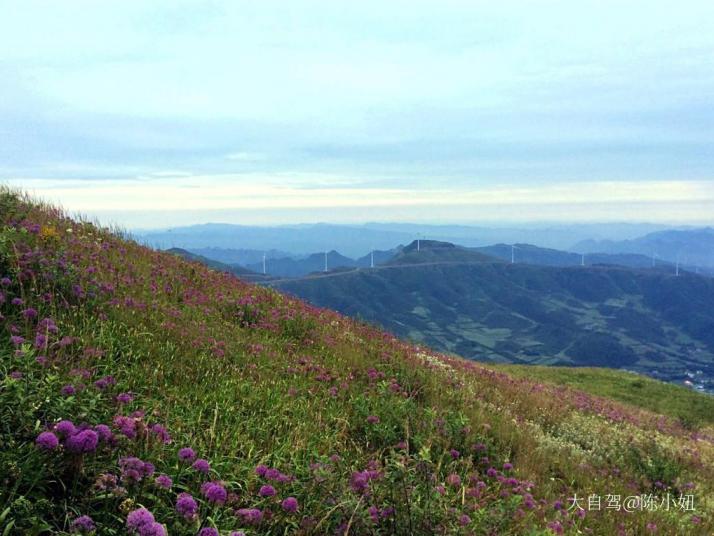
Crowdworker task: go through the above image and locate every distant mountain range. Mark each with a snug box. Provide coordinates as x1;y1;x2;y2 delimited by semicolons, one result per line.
268;241;714;390
574;228;714;268
135;221;673;257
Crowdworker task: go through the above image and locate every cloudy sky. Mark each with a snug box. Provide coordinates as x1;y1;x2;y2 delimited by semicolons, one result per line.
2;0;714;227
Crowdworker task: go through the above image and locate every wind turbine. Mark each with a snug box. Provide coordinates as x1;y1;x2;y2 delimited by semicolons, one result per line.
581;254;585;267
370;248;375;268
262;252;266;275
675;253;680;277
511;244;521;264
417;233;422;252
324;251;328;272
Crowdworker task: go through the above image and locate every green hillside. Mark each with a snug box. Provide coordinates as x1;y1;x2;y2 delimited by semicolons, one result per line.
1;189;713;535
494;365;714;428
273;259;714;389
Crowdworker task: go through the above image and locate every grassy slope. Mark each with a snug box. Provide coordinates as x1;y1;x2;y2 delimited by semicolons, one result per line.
1;189;713;535
272;261;714;382
494;365;714;428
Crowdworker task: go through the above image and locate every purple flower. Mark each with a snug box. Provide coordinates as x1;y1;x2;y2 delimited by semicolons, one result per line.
259;484;276;497
61;384;76;396
178;447;196;462
126;508;154;533
139;523;166;536
201;481;227;504
155;474;173;489
55;420;76;438
449;449;460;459
459;514;471;526
264;467;280;480
112;415;138;439
150;424;171;444
22;308;38;319
192;458;210;473
94;424;112;442
11;297;23;306
34;333;48;348
255;464;268;477
198;529;219;536
446;473;461;487
236;508;263;525
176;493;199;520
36;431;59;450
9;371;22;379
119;457;154;483
93;375;115;390
70;515;95;534
281;497;299;513
503;462;513;471
0;277;10;286
116;392;134;404
486;467;498;478
10;335;25;346
230;532;247;536
65;429;99;454
366;415;380;424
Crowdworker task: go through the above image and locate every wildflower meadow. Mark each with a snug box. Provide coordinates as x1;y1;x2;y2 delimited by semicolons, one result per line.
1;188;712;534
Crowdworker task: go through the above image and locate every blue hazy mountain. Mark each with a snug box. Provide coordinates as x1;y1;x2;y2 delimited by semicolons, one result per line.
573;228;714;268
135;222;671;258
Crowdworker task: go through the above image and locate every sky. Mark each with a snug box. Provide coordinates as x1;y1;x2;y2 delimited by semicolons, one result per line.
2;0;714;228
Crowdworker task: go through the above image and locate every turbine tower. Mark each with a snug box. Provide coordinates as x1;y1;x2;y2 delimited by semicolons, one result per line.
581;254;585;267
324;251;328;272
370;249;374;268
511;244;521;264
262;253;266;275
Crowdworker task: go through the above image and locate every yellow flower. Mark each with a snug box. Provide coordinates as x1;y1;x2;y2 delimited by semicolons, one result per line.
39;225;59;240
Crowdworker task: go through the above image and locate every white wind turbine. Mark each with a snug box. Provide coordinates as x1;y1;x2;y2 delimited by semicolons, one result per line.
511;244;522;264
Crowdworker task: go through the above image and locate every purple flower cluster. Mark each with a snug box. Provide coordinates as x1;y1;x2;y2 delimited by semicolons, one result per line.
350;468;382;495
201;481;228;504
192;458;210;473
255;464;292;483
258;484;276;497
154;474;172;489
176;492;199;521
236;508;263;525
69;515;95;534
126;508;166;536
281;496;299;513
35;420;112;455
178;446;196;462
65;429;99;454
119;456;155;484
36;431;59;450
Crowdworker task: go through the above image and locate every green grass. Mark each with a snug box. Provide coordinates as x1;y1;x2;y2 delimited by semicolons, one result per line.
495;364;714;427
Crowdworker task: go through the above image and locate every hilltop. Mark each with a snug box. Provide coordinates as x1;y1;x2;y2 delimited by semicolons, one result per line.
1;189;713;535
